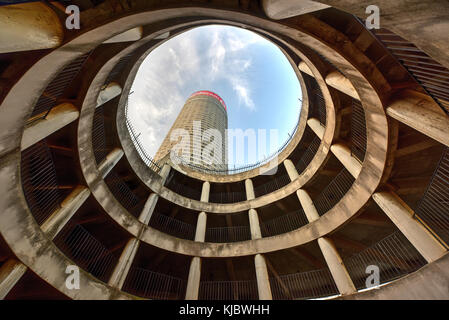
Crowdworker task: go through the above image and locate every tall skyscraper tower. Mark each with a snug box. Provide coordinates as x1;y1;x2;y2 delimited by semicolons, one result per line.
154;90;228;171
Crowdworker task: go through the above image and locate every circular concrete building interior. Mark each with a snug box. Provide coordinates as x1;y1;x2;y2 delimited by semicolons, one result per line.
0;0;448;300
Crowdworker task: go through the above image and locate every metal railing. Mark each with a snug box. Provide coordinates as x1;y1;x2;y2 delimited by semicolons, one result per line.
21;141;63;225
199;280;259;300
205;226;251;243
209;191;246;204
122;267;186;300
313;168;355;216
92;106;109;164
54;224;117;283
372;28;449;115
104;171;144;217
103;53;134;85
351;99;367;162
124;101;161;173
270;268;338;300
254;174;291;198
149;212;196;240
414;147;449;246
295;135;321;173
260;209;308;237
28;52;91;122
164;177;202;200
343;231;427;289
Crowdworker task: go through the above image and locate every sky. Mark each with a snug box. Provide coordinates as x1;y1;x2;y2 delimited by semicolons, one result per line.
127;25;302;168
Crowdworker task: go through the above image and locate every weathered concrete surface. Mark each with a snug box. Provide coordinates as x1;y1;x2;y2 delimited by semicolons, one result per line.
108;238;140;289
0;2;63;53
263;0;449;70
194;212;207;242
330;143;362;178
41;186;91;240
340;252;449;300
21;103;79;151
103;27;143;43
0;259;27;299
318;237;356;295
185;257;201;300
325;70;360;100
200;181;210;202
263;0;329;19
296;189;320;222
138;193;158;225
387;90;449;148
307;118;325;139
96;82;122;108
254;254;273;300
249;209;262;240
372;191;447;263
98;148;124;178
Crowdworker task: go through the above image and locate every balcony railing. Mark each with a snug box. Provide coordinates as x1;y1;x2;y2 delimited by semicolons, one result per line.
260;209;308;237
28;52;91;122
205;226;251;243
104;171;144;218
414;147;449;246
123;267;186;300
149;212;196;240
372;28;449;115
295;135;321;173
351;99;367;162
199;280;259;300
92;106;109;164
343;231;426;289
209;191;246;204
270;268;338;300
21;141;63;225
313;168;355;216
254;174;291;198
54;224;118;283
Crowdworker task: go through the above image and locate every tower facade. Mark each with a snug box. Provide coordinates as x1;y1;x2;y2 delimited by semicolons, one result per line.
154;90;228;171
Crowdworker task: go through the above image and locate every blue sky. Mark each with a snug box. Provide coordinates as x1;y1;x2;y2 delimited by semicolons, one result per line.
128;25;302;167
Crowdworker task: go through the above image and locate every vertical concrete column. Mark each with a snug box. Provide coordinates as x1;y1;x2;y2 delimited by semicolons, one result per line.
159;163;171;184
200;181;210;202
296;189;320;222
249;209;262;240
245;178;255;200
0;2;63;54
372;191;447;262
194;212;207;242
138;193;158;225
108;238;140;289
284;159;299;181
41;186;91;239
21;103;79;151
96;82;122;107
387;93;449;147
325;70;360;100
245;178;262;239
185;257;201;300
330;143;362;178
297;189;355;295
254;254;272;300
98;148;124;178
307;118;325;139
0;259;28;299
318;237;356;295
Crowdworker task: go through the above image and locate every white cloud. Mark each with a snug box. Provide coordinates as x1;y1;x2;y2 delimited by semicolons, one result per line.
128;25;264;157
